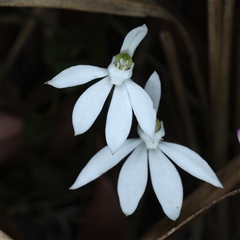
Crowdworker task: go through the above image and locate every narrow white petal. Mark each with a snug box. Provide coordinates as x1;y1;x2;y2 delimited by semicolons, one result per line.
70;139;142;189
118;143;148;216
120;24;148;57
149;149;183;220
144;71;161;112
125;79;156;139
106;84;132;153
72;77;112;135
46;65;108;88
159;142;223;188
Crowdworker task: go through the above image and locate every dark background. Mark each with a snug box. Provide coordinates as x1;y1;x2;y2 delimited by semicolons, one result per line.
0;1;239;239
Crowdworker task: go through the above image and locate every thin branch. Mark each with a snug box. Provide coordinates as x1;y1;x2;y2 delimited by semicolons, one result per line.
140;155;240;240
158;189;240;240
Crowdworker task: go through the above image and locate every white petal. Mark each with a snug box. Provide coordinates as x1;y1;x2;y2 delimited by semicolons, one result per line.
120;24;148;57
106;84;132;153
125;79;156;139
46;65;108;88
70;139;142;189
159;142;223;188
72;77;112;135
148;149;183;220
144;71;161;112
117;143;148;216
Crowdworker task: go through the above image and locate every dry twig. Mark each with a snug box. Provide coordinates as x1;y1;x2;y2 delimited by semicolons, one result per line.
141;155;240;240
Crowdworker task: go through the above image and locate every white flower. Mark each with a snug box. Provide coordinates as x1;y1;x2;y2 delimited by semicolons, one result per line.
69;72;223;220
237;129;240;143
46;25;156;153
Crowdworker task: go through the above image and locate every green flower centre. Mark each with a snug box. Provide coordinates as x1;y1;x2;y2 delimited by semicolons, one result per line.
114;53;133;70
155;119;161;132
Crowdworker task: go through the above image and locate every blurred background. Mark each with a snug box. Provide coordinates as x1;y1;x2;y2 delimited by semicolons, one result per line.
0;1;239;239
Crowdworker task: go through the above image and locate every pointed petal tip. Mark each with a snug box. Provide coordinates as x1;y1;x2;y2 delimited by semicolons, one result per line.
214;181;224;189
45;80;55;86
73;121;88;136
120;24;148;57
107;146;115;155
169;215;178;221
141;24;147;30
69;184;78;190
73;129;80;137
204;175;223;189
73;130;78;137
165;208;181;221
105;137;119;155
122;209;132;217
69;181;84;190
108;141;125;155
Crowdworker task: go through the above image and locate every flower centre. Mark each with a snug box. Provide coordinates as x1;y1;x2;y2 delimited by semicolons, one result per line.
107;54;134;86
138;119;165;149
114;53;133;70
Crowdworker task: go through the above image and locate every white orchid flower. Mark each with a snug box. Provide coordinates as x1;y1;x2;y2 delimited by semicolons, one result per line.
69;71;223;220
46;24;156;153
237;129;240;143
